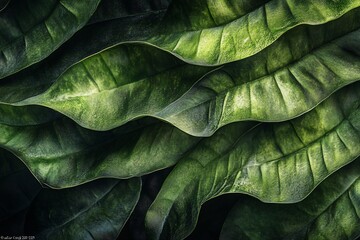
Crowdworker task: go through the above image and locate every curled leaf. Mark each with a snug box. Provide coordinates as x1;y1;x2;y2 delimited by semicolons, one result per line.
0;118;199;188
0;0;101;79
220;159;360;240
145;83;360;240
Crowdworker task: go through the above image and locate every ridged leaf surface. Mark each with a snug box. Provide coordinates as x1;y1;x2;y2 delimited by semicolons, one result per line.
220;159;360;240
145;83;360;240
0;0;100;79
25;178;141;240
4;10;359;136
146;0;360;65
0;118;199;188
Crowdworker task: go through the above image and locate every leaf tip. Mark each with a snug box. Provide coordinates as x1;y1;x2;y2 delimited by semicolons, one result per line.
145;209;166;240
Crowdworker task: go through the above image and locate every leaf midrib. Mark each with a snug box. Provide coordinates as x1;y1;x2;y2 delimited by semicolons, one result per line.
170;28;360;123
290;175;360;239
0;0;59;52
44;182;118;234
243;112;358;169
26;61;188;104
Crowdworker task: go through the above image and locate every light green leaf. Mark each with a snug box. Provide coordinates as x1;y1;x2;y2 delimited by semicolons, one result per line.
13;44;213;131
220;158;360;240
25;178;141;239
0;0;100;79
145;83;360;240
0;1;173;126
10;9;360;136
0;118;199;188
144;0;360;65
158;15;360;135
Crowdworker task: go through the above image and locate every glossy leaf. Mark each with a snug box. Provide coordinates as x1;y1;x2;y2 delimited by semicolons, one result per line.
14;44;213;131
144;0;360;65
0;0;172;104
145;83;360;240
24;178;141;239
1;0;355;79
220;158;360;240
0;0;101;79
158;15;360;135
0;117;199;188
5;9;359;136
0;1;173;126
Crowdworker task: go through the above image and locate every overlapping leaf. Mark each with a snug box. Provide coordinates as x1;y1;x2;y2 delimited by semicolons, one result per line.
0;43;212;128
145;83;360;240
0;0;101;79
0;150;141;238
0;9;357;136
146;0;360;65
68;0;360;66
220;158;360;240
1;0;357;81
0;117;199;188
88;0;171;24
0;0;174;126
25;178;141;239
1;1;359;239
158;13;360;135
16;44;212;131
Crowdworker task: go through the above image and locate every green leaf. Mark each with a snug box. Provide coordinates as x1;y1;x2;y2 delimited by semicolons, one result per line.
145;0;360;65
10;9;360;136
0;150;141;237
0;1;173;126
158;14;360;135
0;0;100;79
220;158;360;240
0;118;199;188
88;0;171;24
145;83;360;240
13;44;213;131
24;178;141;239
1;0;357;81
0;10;352;136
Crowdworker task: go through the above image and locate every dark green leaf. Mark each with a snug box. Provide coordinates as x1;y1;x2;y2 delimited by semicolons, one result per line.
0;151;141;238
88;0;171;24
220;158;360;240
0;118;199;188
0;0;101;79
145;83;360;240
24;178;141;240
